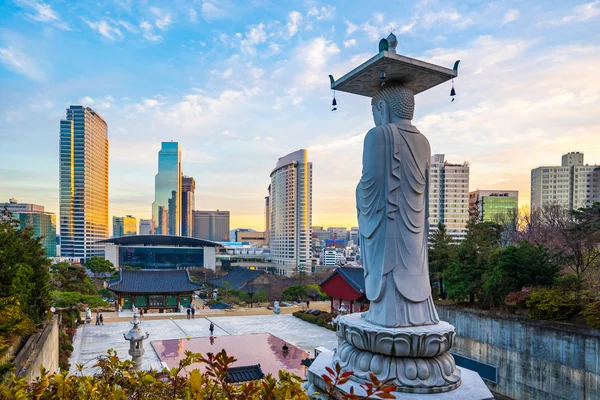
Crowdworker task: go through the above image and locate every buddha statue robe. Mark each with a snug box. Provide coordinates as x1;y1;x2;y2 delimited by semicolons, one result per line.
356;121;439;328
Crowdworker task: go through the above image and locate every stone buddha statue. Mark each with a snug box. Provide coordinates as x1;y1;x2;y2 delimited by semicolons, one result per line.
357;83;439;328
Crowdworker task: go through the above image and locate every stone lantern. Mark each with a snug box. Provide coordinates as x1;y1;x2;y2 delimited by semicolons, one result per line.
123;314;149;370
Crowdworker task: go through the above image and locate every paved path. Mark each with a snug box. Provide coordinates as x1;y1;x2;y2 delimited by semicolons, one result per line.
69;314;337;375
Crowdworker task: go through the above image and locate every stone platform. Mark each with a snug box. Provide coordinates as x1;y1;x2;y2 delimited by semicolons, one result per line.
307;351;493;400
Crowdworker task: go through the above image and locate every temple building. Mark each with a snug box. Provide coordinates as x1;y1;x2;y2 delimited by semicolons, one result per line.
109;269;201;311
320;267;369;314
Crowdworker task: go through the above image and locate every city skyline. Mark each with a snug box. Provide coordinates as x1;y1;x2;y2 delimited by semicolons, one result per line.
1;1;599;230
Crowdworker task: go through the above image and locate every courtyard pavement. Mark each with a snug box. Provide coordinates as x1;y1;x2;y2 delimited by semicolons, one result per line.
69;314;337;375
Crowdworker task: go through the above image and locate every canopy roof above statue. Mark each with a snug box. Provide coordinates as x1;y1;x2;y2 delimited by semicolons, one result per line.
330;51;458;97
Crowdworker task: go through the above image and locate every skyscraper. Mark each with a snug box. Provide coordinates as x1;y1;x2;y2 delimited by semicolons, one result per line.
181;176;196;237
429;154;470;240
60;106;108;259
530;152;600;211
113;215;137;237
468;190;518;222
139;219;152;235
269;149;312;275
192;210;230;241
264;192;270;246
152;142;181;235
2;198;57;257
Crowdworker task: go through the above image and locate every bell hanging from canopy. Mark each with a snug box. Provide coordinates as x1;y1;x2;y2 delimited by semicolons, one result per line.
331;90;337;111
450;80;456;102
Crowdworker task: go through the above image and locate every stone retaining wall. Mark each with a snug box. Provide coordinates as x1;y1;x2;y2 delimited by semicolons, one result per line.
437;305;600;400
13;315;59;382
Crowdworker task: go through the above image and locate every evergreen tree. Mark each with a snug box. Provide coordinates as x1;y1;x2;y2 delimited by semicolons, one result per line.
428;222;455;299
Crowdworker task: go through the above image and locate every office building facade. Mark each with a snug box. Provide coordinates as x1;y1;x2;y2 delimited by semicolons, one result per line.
429;154;470;240
468;190;518;222
181;176;195;237
2;199;57;257
531;152;600;211
264;193;270;246
152;142;181;235
59;106;108;259
139;219;152;235
269;149;313;275
113;215;137;237
192;210;230;241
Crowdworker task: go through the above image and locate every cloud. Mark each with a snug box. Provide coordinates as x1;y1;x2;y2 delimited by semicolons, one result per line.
201;1;228;20
139;20;162;41
307;6;336;20
343;39;357;48
287;11;302;36
117;20;137;33
345;19;358;35
294;37;340;89
422;10;472;29
189;8;198;23
222;130;237;137
503;9;520;24
16;0;70;30
84;19;123;40
240;23;266;55
548;1;600;24
77;96;95;105
0;47;44;81
150;7;172;31
133;98;162;112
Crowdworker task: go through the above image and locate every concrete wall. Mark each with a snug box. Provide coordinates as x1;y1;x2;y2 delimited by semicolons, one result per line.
13;315;59;382
437;305;600;400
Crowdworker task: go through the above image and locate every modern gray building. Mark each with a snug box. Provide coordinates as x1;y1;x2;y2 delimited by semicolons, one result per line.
59;106;108;259
531;152;600;211
152;142;181;235
2;198;57;257
192;210;230;241
429;154;470;240
139;219;152;235
181;176;195;237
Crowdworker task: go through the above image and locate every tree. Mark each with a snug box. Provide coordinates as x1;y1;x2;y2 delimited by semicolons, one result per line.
282;285;308;301
85;257;115;277
0;209;51;325
0;297;36;378
444;220;503;304
50;263;97;295
482;242;560;307
428;222;456;299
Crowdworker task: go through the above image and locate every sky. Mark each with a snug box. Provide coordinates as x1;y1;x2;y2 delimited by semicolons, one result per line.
0;0;599;233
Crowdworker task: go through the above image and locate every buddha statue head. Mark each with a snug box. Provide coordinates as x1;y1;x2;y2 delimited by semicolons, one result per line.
371;84;415;126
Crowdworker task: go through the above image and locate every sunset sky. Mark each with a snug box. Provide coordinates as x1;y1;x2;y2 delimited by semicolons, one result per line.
1;0;599;232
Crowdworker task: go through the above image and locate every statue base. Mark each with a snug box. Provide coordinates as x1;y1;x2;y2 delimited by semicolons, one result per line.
331;313;462;393
306;351;493;399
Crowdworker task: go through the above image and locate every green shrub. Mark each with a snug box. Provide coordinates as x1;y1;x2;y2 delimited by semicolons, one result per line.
526;287;578;321
292;311;336;331
582;301;600;329
51;291;108;309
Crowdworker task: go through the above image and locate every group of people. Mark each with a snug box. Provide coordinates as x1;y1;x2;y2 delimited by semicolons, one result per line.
186;305;196;320
95;312;104;325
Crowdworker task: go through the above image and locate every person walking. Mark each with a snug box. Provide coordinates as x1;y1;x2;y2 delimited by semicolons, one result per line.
186;308;191;320
191;306;195;319
306;299;310;309
99;313;104;326
209;322;214;336
95;312;100;326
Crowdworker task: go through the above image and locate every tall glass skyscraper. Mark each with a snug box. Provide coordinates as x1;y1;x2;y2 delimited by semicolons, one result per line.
2;199;57;257
152;142;181;235
59;106;108;260
181;176;195;237
268;149;312;276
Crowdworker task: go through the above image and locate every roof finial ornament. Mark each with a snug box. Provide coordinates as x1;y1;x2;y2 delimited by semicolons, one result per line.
386;31;397;54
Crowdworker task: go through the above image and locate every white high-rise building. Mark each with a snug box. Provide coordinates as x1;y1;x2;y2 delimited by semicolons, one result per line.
59;106;108;260
268;149;313;276
429;154;470;240
139;219;152;235
531;152;600;211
